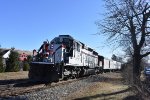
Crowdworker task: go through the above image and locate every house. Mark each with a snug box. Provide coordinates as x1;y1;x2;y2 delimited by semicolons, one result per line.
15;50;32;71
0;49;11;67
2;49;11;59
16;50;32;61
19;53;28;61
0;48;32;61
0;48;32;70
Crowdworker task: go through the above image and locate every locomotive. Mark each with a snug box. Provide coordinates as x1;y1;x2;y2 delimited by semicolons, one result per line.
29;35;121;82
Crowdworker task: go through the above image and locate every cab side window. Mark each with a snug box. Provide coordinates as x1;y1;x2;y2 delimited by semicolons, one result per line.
77;43;80;52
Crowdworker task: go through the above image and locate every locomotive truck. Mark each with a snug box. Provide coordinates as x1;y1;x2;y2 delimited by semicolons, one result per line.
29;35;121;82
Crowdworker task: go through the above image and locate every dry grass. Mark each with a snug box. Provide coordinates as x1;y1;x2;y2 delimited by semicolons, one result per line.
67;83;133;100
64;73;137;100
0;71;28;80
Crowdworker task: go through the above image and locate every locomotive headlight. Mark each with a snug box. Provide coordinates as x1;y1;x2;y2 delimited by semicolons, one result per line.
50;44;54;49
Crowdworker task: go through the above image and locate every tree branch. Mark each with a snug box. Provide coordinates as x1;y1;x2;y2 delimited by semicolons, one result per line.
141;52;150;58
139;10;150;48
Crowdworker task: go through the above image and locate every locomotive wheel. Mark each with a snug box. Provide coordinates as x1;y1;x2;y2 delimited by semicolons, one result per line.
95;68;99;74
79;68;85;77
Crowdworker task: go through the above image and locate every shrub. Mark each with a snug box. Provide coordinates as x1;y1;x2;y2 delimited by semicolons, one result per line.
0;51;4;72
27;55;32;62
121;62;133;85
5;50;19;72
23;61;30;71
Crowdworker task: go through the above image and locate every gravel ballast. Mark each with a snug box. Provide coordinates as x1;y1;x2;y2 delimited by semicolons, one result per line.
0;74;104;100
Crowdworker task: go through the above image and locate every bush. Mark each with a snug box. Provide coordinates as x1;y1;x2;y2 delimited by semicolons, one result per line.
22;55;32;71
121;63;134;85
5;50;19;72
121;58;148;85
23;61;30;71
0;52;4;72
27;55;32;63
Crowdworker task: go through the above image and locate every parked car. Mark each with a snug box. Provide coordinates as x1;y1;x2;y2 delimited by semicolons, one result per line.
144;66;150;80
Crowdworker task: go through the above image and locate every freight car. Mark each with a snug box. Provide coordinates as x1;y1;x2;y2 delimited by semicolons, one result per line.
29;35;121;82
103;58;121;72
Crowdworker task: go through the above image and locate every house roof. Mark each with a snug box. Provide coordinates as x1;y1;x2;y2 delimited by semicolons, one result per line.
0;48;32;56
0;49;10;56
14;50;32;55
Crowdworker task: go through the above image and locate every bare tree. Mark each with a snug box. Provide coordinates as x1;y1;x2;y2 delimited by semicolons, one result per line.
97;0;150;83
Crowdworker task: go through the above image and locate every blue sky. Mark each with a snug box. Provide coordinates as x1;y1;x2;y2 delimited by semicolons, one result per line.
0;0;118;58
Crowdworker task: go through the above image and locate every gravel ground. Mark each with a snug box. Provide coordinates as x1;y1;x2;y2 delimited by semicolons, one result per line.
0;75;101;100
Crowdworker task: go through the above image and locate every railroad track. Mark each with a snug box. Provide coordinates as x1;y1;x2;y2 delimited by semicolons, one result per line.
0;75;90;98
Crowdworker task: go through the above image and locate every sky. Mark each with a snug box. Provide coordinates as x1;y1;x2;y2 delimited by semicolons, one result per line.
0;0;121;59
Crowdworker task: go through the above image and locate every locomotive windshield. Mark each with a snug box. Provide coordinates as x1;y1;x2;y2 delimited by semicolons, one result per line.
55;38;61;44
63;38;69;43
53;37;71;44
62;38;72;46
63;38;73;57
